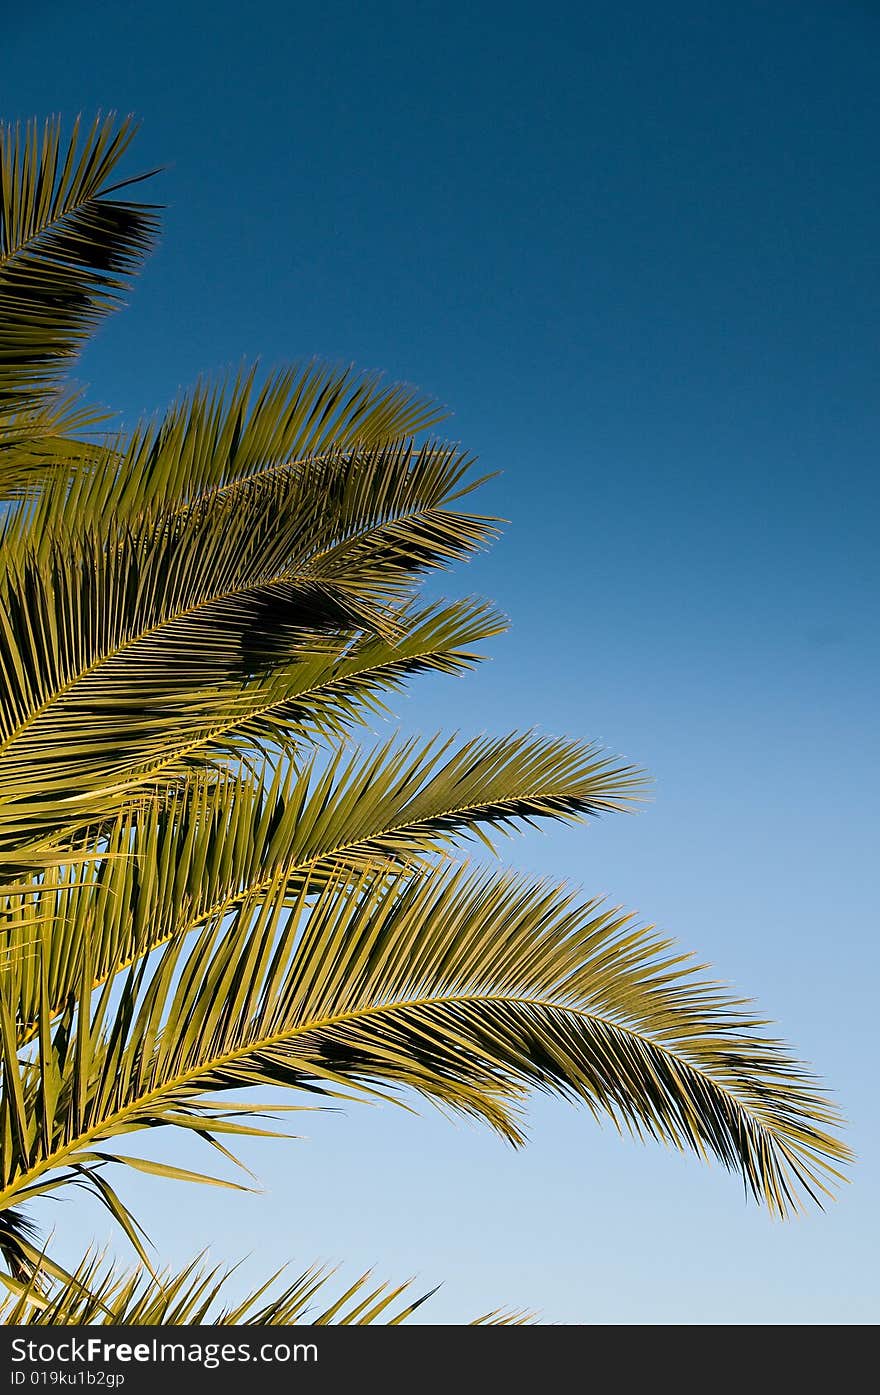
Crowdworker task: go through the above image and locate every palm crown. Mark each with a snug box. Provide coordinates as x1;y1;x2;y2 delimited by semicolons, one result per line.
0;114;848;1324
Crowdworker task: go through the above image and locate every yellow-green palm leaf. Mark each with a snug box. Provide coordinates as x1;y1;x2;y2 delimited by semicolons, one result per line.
0;864;848;1238
2;1250;523;1325
0;114;159;422
5;726;644;1037
0;437;499;863
0;113;849;1321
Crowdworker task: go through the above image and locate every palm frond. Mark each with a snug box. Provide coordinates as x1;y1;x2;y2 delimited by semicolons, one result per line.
0;863;849;1227
4;363;450;537
0;1205;42;1282
0;1249;445;1325
0;113;159;420
0;394;117;502
4;723;643;1036
0;435;498;858
470;1308;536;1325
0;592;502;884
0;595;501;865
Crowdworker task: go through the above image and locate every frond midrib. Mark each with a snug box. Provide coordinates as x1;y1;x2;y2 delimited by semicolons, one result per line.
16;763;588;1043
0;184;118;269
1;615;490;871
2;989;839;1211
48;633;495;817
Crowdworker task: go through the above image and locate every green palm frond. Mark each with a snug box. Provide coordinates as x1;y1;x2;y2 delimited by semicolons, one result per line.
0;394;116;500
4;725;643;1036
0;863;848;1228
0;596;502;866
0;434;499;859
0;595;505;871
0;114;159;421
0;1250;455;1325
8;362;450;534
0;112;848;1326
215;596;506;752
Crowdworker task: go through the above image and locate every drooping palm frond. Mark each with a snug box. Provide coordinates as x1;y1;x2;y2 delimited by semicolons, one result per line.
4;725;644;1038
0;114;160;422
0;862;849;1235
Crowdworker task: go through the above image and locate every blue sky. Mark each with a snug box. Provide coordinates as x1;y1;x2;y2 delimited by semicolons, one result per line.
5;0;879;1323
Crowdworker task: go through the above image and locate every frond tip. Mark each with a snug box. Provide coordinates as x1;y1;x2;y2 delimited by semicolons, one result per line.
267;866;850;1219
0;113;160;417
0;864;849;1227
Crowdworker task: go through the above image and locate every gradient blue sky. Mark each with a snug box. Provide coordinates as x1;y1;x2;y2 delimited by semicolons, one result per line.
5;0;878;1324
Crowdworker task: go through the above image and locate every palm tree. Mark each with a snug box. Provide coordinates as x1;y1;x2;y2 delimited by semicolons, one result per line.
0;114;848;1325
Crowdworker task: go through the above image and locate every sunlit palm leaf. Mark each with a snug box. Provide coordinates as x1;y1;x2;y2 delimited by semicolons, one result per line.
4;723;643;1036
0;596;500;866
0;1250;466;1324
8;363;449;535
0;863;849;1230
0;437;498;859
0;395;117;501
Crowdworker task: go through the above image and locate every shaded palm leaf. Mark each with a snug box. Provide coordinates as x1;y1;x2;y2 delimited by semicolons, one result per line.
0;114;159;420
0;1204;43;1282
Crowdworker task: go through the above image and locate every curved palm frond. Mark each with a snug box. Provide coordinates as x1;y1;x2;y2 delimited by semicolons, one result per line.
0;112;849;1329
0;863;849;1231
8;362;451;536
4;725;644;1036
0;113;159;423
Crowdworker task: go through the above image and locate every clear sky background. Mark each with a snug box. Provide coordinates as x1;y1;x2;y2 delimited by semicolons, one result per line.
4;0;878;1324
